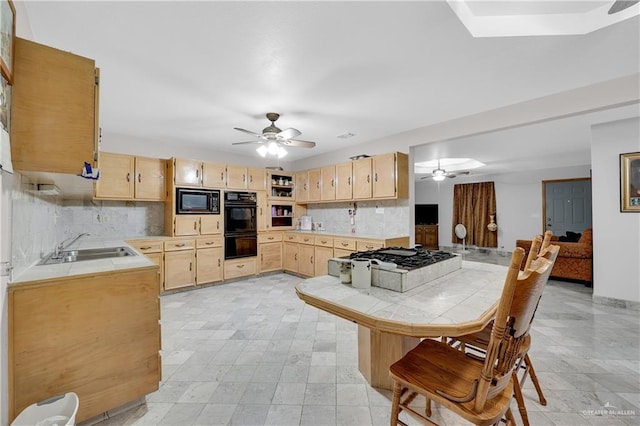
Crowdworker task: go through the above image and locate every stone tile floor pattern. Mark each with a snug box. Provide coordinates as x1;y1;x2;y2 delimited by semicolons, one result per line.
87;252;640;425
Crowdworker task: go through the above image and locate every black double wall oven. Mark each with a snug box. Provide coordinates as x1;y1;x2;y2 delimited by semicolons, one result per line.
224;191;257;259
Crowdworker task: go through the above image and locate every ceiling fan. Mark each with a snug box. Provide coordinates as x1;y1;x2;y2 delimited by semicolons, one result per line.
608;0;639;14
422;160;470;181
232;112;316;158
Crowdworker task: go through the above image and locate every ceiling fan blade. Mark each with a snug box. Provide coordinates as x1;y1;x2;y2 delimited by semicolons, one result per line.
447;171;470;178
234;127;264;138
231;140;263;145
608;0;639;14
281;139;316;148
277;128;301;140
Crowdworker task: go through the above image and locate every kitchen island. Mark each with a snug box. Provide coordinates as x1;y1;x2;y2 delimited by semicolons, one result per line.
8;240;161;424
296;261;508;389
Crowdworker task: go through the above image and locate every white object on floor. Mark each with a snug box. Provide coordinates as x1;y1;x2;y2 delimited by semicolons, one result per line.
455;223;469;254
11;392;79;426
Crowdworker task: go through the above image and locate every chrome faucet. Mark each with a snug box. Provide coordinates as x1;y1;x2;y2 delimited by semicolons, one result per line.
54;233;90;258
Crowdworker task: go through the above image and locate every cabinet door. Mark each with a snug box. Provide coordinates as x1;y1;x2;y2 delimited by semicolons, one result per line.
247;167;267;191
259;242;283;273
226;165;248;189
202;162;227;188
298;244;315;277
174;216;200;236
314;246;334;277
257;191;268;231
174;158;202;187
295;171;308;202
164;250;196;290
321;165;336;201
307;169;322;202
283;242;299;273
196;247;223;284
335;162;353;200
135;157;166;201
11;38;97;174
145;252;164;293
95;152;134;199
415;225;425;246
200;215;222;235
353;157;373;199
373;153;396;198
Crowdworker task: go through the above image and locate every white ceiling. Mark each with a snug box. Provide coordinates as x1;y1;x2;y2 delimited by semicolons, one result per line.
18;1;640;169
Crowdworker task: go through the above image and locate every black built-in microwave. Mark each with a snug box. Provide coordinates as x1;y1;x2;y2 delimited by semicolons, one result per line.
176;188;220;214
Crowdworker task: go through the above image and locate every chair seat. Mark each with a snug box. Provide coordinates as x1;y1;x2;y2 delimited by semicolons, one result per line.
390;338;514;425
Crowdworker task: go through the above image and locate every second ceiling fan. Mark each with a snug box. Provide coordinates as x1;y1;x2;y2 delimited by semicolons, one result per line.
423;159;470;181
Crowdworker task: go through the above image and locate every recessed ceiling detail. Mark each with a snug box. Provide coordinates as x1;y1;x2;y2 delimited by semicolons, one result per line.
447;0;640;36
414;158;485;175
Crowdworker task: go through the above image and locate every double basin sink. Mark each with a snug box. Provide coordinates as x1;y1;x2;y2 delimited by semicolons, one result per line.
39;246;137;265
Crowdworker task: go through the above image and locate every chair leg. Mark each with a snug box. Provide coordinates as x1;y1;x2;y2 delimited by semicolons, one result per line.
523;354;547;406
512;372;530;426
425;397;432;417
391;381;402;426
504;407;516;426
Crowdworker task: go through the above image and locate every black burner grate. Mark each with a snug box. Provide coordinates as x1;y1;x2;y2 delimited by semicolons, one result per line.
349;247;456;270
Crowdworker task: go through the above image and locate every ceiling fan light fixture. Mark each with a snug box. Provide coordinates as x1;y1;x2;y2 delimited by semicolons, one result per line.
256;145;268;157
267;141;280;155
276;146;288;159
432;171;446;182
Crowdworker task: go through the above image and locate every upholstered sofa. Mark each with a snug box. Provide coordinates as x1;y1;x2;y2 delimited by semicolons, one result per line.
515;228;593;284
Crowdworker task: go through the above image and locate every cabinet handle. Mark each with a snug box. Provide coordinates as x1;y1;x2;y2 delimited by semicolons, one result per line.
189;262;192;271
348;177;351;185
126;172;130;182
243;174;246;183
237;264;245;269
331;179;334;187
294;253;297;260
268;236;274;240
310;255;313;264
140;246;152;250
196;169;199;178
304;183;307;190
221;172;224;181
375;173;378;182
250;175;253;183
304;238;310;242
176;243;186;247
316;181;320;189
138;173;142;183
321;240;327;244
218;259;221;267
367;245;374;249
205;242;214;245
367;174;370;183
261;253;263;261
342;242;348;247
194;221;198;230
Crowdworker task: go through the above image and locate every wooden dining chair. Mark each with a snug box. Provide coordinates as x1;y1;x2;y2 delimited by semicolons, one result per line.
453;236;558;426
389;245;558;426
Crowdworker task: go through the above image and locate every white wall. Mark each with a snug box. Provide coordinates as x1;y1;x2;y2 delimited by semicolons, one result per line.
415;165;592;251
591;118;640;304
101;131;294;170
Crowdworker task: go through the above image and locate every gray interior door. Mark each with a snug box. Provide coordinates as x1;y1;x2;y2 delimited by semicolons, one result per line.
545;179;592;236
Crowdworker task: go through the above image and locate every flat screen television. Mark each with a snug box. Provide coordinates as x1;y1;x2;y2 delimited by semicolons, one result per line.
415;204;438;225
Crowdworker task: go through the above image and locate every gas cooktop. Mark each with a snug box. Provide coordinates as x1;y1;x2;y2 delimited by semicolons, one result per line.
349;247;457;271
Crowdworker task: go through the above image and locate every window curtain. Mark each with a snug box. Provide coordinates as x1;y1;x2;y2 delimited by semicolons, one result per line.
451;181;497;248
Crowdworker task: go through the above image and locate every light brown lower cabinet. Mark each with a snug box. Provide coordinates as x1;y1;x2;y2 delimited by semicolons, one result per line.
196;247;223;284
224;257;257;280
8;267;161;424
314;245;334;276
283;242;299;273
298;243;315;277
164;239;196;290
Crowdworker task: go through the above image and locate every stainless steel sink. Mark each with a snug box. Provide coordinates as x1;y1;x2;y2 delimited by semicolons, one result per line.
39;246;137;265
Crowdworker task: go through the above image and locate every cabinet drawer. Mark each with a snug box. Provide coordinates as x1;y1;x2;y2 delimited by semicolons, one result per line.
224;258;256;280
258;233;283;243
333;238;356;251
128;240;164;254
196;236;222;248
284;233;299;243
357;240;384;251
315;236;333;247
164;239;195;251
299;234;314;245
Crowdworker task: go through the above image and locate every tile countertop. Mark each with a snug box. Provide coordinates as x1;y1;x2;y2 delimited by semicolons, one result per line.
9;238;156;286
296;261;507;336
288;230;408;240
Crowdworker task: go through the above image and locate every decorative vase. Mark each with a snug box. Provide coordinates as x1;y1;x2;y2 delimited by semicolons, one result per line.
487;214;497;232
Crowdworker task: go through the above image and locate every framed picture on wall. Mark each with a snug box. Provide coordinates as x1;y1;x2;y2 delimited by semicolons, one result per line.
620;152;640;212
0;0;15;84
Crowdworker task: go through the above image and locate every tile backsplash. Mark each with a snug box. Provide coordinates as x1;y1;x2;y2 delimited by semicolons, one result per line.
306;199;410;236
11;172;165;278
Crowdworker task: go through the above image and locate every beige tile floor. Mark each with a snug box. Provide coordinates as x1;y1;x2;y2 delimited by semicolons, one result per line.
88;252;640;425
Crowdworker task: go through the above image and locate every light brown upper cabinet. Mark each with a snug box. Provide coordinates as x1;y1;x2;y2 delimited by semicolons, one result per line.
335;162;353;200
95;153;166;201
226;165;247;189
174;158;203;187
321;165;336;201
202;162;226;188
373;152;408;199
296;171;309;202
11;38;99;174
247;167;267;191
307;168;322;202
353;157;373;199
